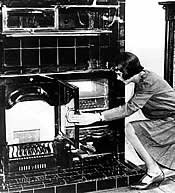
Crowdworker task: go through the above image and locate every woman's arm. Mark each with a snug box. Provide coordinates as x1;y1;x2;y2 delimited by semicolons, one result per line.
67;105;127;125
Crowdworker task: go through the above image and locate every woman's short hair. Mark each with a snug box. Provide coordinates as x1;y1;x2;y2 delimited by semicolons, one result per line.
114;52;144;80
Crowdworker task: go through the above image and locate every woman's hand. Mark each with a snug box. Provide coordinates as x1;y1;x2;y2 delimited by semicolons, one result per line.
66;111;100;126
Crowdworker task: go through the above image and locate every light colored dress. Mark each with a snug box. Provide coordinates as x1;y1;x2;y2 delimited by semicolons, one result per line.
103;70;175;169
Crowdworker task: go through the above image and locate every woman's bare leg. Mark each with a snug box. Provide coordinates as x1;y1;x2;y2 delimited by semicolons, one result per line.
125;122;161;175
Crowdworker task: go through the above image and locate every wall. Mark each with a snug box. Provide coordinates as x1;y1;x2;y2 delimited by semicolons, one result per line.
125;0;165;77
125;0;167;116
124;0;168;164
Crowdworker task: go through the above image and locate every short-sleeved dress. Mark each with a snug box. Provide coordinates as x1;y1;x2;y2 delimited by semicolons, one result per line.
103;70;175;169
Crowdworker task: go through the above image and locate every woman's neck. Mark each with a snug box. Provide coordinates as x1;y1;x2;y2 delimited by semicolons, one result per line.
124;70;146;85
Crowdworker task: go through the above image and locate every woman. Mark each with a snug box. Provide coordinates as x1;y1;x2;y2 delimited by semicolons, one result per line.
68;52;175;190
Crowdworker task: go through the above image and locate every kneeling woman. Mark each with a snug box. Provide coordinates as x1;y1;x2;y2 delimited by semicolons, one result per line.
68;52;175;190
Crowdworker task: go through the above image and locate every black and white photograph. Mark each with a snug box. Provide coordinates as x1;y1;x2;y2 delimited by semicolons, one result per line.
0;0;175;193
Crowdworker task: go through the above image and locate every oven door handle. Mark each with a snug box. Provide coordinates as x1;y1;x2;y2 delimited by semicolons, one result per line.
7;86;49;109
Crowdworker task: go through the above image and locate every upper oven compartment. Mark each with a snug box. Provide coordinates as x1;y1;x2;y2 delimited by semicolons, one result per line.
1;4;119;35
2;6;57;33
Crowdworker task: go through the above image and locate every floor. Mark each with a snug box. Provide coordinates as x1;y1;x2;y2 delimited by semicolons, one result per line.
89;175;175;193
89;138;175;193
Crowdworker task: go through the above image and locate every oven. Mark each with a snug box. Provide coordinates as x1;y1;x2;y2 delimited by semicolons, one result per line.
0;75;79;174
0;72;144;193
0;0;145;192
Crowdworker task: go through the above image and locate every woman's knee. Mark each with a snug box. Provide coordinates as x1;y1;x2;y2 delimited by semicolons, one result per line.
125;122;136;138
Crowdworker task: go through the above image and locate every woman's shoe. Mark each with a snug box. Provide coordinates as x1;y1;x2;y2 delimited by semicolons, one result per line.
130;171;165;190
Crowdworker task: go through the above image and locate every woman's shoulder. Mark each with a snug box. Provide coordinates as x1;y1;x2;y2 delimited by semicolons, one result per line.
139;70;173;91
141;70;164;83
